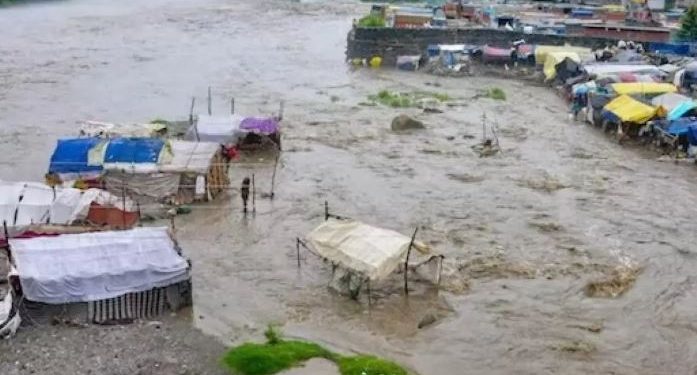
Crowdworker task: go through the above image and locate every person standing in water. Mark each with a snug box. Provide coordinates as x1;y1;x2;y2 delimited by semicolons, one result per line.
240;177;250;213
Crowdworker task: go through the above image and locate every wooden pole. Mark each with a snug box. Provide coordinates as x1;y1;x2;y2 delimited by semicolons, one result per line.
278;101;285;121
3;220;11;262
136;201;142;227
296;238;301;268
207;86;212;116
324;201;329;221
121;180;127;229
252;174;256;213
404;227;418;296
270;153;279;199
367;279;372;307
231;98;235;115
189;97;196;126
482;113;487;142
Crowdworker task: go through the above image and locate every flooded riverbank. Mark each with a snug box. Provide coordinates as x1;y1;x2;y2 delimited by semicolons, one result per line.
2;1;697;374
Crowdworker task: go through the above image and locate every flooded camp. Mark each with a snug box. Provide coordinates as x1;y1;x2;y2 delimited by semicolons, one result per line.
2;0;697;374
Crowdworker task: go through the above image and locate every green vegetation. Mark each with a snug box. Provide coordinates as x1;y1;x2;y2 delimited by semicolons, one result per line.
357;14;386;28
368;89;451;108
678;5;697;41
337;355;408;375
222;326;410;375
487;88;506;101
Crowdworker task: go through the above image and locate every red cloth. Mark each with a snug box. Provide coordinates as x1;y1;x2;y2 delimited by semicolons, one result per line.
224;145;239;160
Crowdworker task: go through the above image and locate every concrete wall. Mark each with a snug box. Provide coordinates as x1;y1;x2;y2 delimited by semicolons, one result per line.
346;27;623;64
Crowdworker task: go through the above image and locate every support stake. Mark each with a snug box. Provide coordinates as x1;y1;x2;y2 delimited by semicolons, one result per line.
324;201;329;221
189;97;196;126
252;174;256;213
207;86;212;116
231;98;235;115
296;238;301;268
270;153;279;199
404;227;418;296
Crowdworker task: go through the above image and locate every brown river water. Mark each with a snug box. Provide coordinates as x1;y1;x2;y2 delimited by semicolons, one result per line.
1;1;697;374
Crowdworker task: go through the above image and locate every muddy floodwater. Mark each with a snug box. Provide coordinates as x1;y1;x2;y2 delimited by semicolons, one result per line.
2;1;697;374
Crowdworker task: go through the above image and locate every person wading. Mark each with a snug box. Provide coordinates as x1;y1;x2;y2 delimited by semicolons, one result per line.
241;177;250;213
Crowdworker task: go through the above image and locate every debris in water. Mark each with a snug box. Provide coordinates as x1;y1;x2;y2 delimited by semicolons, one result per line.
417;313;438;329
552;340;597;354
517;173;568;192
528;221;564;233
471;139;500;157
568;322;603;333
391;115;424;131
447;173;485;183
585;265;642;298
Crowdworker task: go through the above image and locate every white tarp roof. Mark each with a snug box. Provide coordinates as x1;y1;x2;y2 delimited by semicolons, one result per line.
651;92;693;112
10;227;189;304
0;182;133;236
306;219;435;281
583;64;662;76
160;140;219;174
186;114;246;144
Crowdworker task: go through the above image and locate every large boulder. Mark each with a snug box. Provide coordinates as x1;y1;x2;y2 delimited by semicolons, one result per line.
391;115;424;131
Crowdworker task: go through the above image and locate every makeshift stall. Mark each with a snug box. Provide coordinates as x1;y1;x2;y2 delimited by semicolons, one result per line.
186;114;281;151
6;227;192;324
297;207;443;301
602;95;658;137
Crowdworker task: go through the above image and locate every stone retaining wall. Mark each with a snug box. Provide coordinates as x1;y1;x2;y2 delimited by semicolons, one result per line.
347;27;619;65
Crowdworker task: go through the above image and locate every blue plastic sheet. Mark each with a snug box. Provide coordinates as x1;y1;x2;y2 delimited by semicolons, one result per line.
49;138;103;174
103;138;164;164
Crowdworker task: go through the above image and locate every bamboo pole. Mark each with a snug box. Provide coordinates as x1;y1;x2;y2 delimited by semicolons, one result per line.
324;201;329;221
270;153;279;199
296;238;301;268
404;227;418;296
207;86;212;116
252;174;256;213
189;97;196;126
231;98;235;115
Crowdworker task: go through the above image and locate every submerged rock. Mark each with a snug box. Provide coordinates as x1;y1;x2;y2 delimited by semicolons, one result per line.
391;115;424;131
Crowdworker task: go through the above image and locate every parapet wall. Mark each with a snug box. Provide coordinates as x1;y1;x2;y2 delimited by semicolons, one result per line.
346;27;619;65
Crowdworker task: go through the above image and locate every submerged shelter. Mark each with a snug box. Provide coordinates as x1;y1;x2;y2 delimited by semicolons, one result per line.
302;217;442;298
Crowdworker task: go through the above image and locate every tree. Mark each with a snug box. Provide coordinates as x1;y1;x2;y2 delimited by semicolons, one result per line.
678;5;697;41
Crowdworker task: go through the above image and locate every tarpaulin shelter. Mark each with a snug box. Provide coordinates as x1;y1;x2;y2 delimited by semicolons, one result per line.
651;93;696;120
396;55;422;71
79;121;167;138
103;140;228;204
48;138;104;178
534;45;592;65
0;181;137;241
482;45;512;64
583;64;663;77
610;82;677;96
305;218;439;282
9;227;189;304
602;95;658;125
103;137;165;165
186;114;281;149
543;52;581;81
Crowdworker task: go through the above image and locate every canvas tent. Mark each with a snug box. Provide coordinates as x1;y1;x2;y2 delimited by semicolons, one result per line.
603;95;658;125
482;45;512;64
9;227;189;304
305;219;439;282
534;45;592;65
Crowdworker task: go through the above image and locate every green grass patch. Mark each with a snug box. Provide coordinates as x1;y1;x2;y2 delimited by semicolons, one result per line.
368;90;450;108
337;355;408;375
222;326;410;375
357;14;385;28
223;340;334;375
487;88;506;101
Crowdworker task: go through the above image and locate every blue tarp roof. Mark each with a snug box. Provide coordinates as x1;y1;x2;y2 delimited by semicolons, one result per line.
665;118;697;136
668;101;697;121
103;138;164;164
49;138;104;174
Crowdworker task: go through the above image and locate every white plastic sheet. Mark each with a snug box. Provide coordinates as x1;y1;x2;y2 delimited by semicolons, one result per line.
186;114;246;144
306;219;434;281
10;227;189;304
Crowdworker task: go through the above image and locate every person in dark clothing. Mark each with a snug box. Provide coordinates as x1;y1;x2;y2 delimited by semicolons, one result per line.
241;177;250;213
